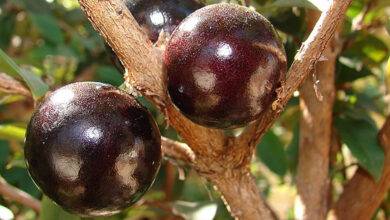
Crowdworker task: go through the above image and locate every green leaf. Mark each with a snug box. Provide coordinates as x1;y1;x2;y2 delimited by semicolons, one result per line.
336;56;372;83
270;0;317;10
173;201;217;220
269;8;305;36
96;66;124;87
41;196;80;220
0;124;26;142
30;13;64;45
0;48;49;99
343;33;389;64
286;123;299;174
335;115;385;181
2;167;40;197
257;130;288;177
0;140;10;170
0;14;16;48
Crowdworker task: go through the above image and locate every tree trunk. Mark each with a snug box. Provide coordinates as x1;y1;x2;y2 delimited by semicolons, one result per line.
295;10;338;220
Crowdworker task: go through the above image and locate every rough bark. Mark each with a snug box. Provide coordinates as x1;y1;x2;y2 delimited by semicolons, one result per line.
294;10;338;220
209;168;273;220
77;0;351;219
331;117;390;220
0;176;41;212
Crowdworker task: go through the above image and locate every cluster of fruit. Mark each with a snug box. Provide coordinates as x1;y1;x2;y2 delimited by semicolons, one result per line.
24;0;286;217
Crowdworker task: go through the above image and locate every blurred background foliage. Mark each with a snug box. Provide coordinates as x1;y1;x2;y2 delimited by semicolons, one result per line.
0;0;389;219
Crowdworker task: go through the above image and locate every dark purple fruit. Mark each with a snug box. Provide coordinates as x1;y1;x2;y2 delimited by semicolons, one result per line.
24;82;161;217
126;0;204;42
106;0;204;72
164;3;287;128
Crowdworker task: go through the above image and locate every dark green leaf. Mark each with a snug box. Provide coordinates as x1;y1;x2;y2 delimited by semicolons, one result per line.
30;13;64;45
257;130;288;177
335;115;385;181
269;8;305;37
0;140;10;170
96;66;124;86
336;56;372;83
286;123;299;174
10;0;51;13
0;48;49;99
269;0;317;10
41;196;80;220
2;167;40;198
343;33;389;64
0;14;16;48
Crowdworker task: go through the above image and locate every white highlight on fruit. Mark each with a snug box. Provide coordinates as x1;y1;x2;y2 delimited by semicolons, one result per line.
194;69;216;92
149;9;165;26
85;126;103;144
216;42;233;59
50;88;75;106
180;17;200;32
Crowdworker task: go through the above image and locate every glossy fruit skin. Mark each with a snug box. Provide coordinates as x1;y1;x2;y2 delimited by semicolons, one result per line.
164;3;287;128
107;0;204;72
24;82;161;217
125;0;204;43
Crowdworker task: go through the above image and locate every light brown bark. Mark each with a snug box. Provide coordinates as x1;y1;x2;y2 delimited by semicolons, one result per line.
77;0;352;219
209;168;274;220
294;10;338;220
331;117;390;220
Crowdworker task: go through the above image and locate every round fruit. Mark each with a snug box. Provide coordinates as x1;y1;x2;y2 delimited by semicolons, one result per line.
126;0;204;42
24;82;161;217
164;3;287;128
107;0;204;72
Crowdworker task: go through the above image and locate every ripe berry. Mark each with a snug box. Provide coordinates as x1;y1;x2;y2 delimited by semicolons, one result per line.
164;3;286;128
107;0;204;72
126;0;204;42
24;82;161;217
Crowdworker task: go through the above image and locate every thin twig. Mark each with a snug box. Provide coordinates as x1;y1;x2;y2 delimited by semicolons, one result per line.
161;137;195;164
0;176;41;212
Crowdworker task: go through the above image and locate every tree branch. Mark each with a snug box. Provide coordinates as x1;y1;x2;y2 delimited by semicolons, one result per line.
0;176;41;212
236;0;352;149
330;117;390;220
77;0;351;219
294;10;339;220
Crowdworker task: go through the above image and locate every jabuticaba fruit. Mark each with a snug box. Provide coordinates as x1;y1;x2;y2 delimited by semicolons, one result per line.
24;82;161;217
164;3;287;129
106;0;204;73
